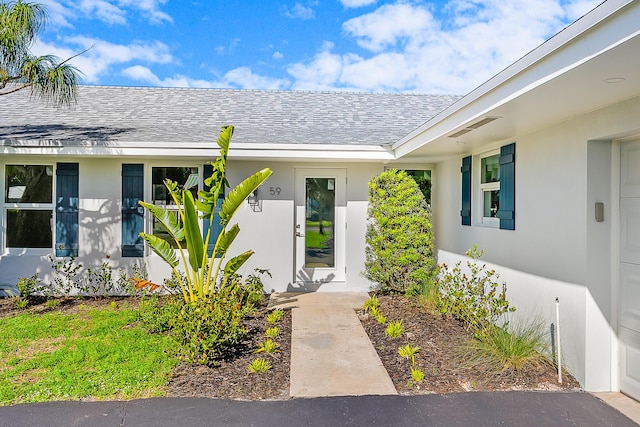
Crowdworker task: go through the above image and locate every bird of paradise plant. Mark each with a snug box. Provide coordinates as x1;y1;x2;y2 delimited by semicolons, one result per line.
138;125;272;303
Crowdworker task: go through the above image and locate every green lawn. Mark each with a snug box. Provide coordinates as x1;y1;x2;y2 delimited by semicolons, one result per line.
0;304;179;405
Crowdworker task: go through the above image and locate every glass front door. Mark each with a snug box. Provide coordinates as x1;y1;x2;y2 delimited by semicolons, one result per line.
295;169;345;284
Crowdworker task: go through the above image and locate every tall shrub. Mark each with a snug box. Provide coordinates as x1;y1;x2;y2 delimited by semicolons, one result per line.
364;169;437;294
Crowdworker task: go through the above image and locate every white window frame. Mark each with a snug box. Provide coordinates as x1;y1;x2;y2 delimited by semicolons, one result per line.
146;164;200;252
476;150;500;228
2;163;55;254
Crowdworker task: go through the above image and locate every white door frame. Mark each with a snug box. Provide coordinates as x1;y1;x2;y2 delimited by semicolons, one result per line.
294;167;346;286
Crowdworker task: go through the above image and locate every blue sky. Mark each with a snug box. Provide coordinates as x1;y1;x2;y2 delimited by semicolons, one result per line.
34;0;600;94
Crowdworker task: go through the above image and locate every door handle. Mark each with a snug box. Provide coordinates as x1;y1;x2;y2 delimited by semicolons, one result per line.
296;231;304;237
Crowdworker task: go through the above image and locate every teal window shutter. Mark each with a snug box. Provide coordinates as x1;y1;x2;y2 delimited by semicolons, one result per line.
461;156;472;226
122;164;144;257
498;143;516;230
202;164;224;257
55;163;79;257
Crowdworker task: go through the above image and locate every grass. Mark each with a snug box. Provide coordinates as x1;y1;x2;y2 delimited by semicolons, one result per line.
458;319;551;379
305;230;331;249
0;304;179;406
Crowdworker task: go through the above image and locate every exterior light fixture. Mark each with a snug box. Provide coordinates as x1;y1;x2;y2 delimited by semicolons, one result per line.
248;189;258;206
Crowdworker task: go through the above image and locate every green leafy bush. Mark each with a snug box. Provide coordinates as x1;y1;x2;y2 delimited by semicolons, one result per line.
364;169;437;295
16;274;41;298
438;245;516;331
171;284;254;365
138;295;182;333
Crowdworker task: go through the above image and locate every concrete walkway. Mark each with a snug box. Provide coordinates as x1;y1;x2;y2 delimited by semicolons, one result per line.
269;292;397;398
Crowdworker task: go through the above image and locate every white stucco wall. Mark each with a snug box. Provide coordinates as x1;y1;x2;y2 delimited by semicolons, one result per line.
0;157;384;294
432;94;640;391
226;160;382;293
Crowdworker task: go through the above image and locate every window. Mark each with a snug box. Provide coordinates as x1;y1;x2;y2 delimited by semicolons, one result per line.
151;166;198;248
460;142;515;230
480;152;500;226
4;165;54;249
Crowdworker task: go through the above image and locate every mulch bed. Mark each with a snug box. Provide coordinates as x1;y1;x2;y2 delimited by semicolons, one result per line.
359;295;581;394
166;305;291;400
0;294;580;400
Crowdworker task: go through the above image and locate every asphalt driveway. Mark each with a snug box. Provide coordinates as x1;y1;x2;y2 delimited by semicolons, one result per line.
0;392;636;427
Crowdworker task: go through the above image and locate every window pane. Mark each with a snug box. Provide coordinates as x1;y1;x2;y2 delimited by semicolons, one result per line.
483;190;499;218
7;209;52;248
152;167;198;205
305;178;335;268
5;165;53;203
481;155;500;183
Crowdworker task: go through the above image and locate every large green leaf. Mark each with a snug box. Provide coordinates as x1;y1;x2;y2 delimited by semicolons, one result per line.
223;250;254;277
183;190;204;271
220;168;272;226
139;233;179;268
139;200;184;242
217;125;233;160
215;224;240;259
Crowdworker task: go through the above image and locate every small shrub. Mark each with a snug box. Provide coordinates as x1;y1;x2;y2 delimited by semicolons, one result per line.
267;309;284;325
265;327;279;339
364;169;437;294
248;358;272;374
363;295;380;313
438;245;516;331
375;313;387;324
254;338;279;354
243;268;271;306
385;320;405;338
398;344;420;366
171;286;253;365
138;295;182;333
44;299;60;310
411;367;425;383
14;297;29;309
46;255;83;295
84;262;116;297
17;274;41;298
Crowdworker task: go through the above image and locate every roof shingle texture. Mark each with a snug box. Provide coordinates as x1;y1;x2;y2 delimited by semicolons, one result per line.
0;86;459;146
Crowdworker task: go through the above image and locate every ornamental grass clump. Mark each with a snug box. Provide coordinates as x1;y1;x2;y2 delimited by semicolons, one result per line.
364;169;437;295
458;319;551;379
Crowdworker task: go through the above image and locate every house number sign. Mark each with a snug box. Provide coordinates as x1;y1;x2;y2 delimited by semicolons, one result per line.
269;187;281;196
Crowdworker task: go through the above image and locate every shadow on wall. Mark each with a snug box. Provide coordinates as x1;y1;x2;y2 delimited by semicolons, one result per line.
79;199;120;259
286;270;336;292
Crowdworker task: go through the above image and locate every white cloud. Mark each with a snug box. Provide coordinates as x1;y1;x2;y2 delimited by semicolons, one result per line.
284;2;317;20
273;51;284;60
40;0;172;26
33;37;174;83
287;0;601;94
340;0;377;8
123;65;216;87
343;3;437;52
123;65;290;90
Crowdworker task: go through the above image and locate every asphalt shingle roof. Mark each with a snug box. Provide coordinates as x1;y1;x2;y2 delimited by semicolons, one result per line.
0;86;460;147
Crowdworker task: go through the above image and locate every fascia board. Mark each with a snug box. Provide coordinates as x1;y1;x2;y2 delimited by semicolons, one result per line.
0;141;395;161
393;0;635;158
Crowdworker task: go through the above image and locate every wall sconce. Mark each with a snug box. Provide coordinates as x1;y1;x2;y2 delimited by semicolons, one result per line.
248;189;258;207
